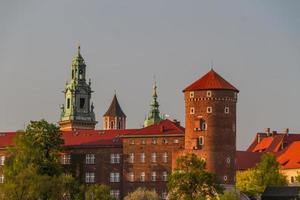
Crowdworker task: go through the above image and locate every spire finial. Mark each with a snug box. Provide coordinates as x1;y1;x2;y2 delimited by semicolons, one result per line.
210;59;214;70
114;89;116;95
77;42;81;55
153;75;157;98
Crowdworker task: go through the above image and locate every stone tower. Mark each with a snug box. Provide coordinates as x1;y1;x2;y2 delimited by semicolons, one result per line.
183;69;238;185
103;94;126;130
59;46;97;131
144;82;163;127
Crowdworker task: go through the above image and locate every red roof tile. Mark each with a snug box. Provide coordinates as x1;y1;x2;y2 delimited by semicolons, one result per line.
277;141;300;169
0;132;17;148
252;137;274;152
123;119;184;137
183;69;239;92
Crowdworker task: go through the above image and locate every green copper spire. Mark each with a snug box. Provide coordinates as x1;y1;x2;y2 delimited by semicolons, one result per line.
60;45;97;129
144;82;163;127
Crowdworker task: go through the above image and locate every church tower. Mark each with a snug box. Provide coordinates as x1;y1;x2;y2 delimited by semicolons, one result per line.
183;69;238;185
103;94;126;130
144;82;163;127
59;46;97;131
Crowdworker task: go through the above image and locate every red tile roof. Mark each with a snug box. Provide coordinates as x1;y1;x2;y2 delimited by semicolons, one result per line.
123;119;184;137
277;141;300;169
183;69;239;92
0;132;17;148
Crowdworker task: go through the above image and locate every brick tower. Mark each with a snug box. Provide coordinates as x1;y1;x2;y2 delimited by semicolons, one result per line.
103;94;126;130
182;69;238;185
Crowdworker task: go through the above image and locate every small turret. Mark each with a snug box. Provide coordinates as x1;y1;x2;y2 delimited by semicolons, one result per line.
103;93;126;130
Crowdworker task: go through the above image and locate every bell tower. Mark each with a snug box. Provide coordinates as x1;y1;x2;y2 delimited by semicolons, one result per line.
59;46;97;131
182;69;238;185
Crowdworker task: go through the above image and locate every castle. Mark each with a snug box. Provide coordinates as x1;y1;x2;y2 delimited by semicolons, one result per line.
0;47;238;199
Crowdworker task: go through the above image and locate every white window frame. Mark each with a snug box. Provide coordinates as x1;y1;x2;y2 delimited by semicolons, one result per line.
110;153;120;164
199;136;204;146
162;191;167;199
224;106;229;114
162;152;168;163
61;154;71;165
162;171;168;181
224;175;228;181
0;156;5;166
0;174;4;184
86;154;95;164
128;172;134;182
110;190;120;200
140;172;145;182
207;91;212;97
129;153;134;163
141;139;146;145
226;157;231;164
189;91;194;98
206;107;212;113
173;139;179;144
190;107;195;114
151;152;157;163
85;172;95;183
140;153;145;163
152;139;157;144
151;171;156;182
110;172;120;183
130;139;135;145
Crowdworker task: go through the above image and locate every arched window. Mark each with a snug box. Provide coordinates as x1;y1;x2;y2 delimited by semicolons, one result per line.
200;119;207;131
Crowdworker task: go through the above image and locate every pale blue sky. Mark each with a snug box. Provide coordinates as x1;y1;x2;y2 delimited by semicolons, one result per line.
0;0;299;150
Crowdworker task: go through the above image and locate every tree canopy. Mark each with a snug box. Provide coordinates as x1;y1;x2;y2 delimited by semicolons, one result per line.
167;153;223;200
236;153;287;197
124;187;159;200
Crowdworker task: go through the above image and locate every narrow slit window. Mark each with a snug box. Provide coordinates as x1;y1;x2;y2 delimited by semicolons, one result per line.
80;98;85;109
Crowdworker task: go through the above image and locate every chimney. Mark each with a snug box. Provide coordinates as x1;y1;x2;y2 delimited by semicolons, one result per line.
285;128;289;134
272;131;277;136
173;119;180;126
265;128;271;135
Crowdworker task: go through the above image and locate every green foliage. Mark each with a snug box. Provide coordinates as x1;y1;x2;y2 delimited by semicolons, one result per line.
219;190;240;200
236;153;287;196
167;153;223;200
124;187;159;200
84;184;115;200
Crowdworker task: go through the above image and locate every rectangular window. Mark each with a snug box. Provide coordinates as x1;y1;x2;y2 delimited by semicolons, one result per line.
110;154;120;164
129;153;134;163
130;139;135;145
162;191;167;199
151;171;156;182
80;98;85;109
128;172;134;182
110;190;120;200
67;98;70;109
162;171;168;181
0;156;5;166
86;154;95;164
189;91;194;98
162;139;168;144
151;152;157;163
85;172;95;183
152;139;157;145
224;106;229;114
140;172;145;182
0;175;4;184
207;107;212;113
61;154;71;165
141;139;146;145
198;136;204;146
162;152;168;163
110;172;120;182
190;107;195;114
140;153;145;163
174;139;179;144
207;91;212;97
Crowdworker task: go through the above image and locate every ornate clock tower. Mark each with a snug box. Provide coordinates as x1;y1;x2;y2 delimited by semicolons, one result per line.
59;46;97;131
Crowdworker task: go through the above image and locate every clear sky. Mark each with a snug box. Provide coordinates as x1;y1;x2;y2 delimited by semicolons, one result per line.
0;0;299;150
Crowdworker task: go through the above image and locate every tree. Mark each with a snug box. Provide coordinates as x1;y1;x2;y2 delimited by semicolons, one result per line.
167;153;223;200
124;187;159;200
219;190;240;200
236;153;287;197
85;184;115;200
0;120;81;200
